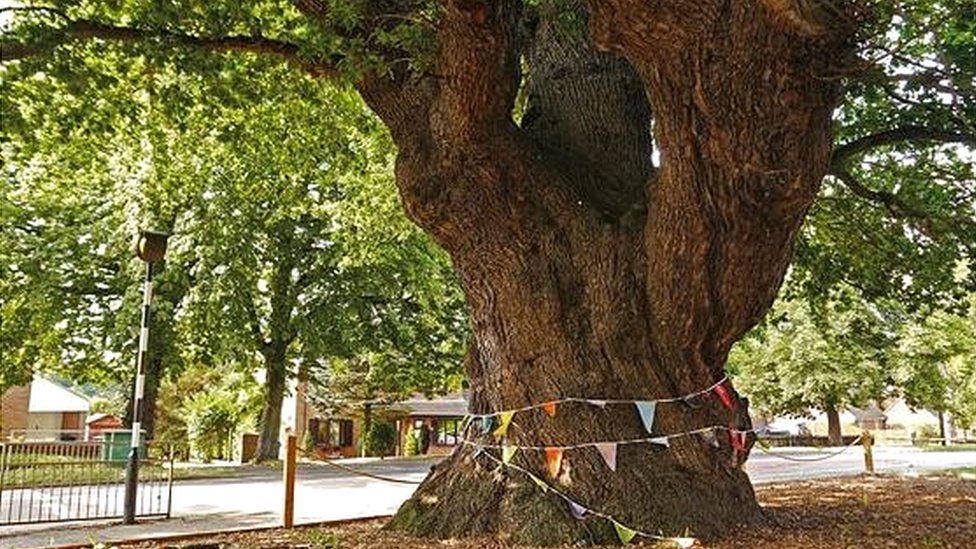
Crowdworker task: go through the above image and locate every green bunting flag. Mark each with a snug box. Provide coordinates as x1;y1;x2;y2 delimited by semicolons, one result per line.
502;445;518;464
635;401;657;434
481;416;495;435
493;411;515;438
527;471;549;492
613;520;638;544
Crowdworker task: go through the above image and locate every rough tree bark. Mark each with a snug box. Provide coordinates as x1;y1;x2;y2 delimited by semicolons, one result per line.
826;404;843;446
338;0;853;543
256;346;287;461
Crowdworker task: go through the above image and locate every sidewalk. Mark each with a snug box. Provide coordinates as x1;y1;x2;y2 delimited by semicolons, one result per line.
0;513;390;549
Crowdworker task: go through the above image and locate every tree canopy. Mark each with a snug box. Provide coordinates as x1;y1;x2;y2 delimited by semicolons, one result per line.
2;0;974;542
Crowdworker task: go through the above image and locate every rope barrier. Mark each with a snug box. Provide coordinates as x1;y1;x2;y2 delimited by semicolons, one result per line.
316;457;424;485
754;436;863;462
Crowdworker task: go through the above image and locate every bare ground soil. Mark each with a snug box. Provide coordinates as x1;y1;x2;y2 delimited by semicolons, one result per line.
112;474;975;549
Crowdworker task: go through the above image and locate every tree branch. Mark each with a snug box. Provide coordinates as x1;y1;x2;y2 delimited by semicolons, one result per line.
0;14;337;77
832;125;975;165
827;167;947;239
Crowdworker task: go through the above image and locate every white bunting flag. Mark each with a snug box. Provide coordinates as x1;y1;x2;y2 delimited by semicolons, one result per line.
595;442;618;471
650;436;670;448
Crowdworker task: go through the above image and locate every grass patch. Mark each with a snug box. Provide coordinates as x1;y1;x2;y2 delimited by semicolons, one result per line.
918;442;976;452
1;461;245;489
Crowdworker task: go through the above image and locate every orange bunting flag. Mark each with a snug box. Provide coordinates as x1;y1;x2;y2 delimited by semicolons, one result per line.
542;401;558;418
545;447;564;478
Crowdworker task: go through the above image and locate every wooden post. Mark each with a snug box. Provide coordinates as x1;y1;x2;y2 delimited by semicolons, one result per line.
862;429;874;474
283;434;297;528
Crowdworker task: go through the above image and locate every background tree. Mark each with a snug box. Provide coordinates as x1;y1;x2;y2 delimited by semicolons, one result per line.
1;51;466;457
892;290;976;434
3;0;974;542
729;286;893;444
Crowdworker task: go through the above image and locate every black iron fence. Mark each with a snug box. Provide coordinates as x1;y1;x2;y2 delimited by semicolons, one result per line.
0;440;173;526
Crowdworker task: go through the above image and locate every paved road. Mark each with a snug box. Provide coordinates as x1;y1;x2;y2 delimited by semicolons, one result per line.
2;448;973;548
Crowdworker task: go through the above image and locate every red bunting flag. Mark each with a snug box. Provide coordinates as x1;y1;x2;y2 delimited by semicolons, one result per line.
728;429;747;451
545;447;564;478
713;382;735;411
542;401;558;418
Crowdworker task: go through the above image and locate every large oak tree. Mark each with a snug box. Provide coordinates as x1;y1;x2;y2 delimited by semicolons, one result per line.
3;0;973;543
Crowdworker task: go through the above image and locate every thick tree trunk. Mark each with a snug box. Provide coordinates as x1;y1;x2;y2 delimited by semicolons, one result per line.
256;350;287;461
346;0;853;543
826;404;842;446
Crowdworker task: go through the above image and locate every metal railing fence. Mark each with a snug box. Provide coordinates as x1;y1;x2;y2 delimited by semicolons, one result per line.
0;441;173;526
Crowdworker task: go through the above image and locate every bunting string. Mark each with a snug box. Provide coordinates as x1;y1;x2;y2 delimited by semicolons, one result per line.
476;446;698;547
464;375;729;419
461;424;745;452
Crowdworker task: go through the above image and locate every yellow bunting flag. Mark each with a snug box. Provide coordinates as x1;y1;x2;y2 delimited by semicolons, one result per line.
544;447;564;478
527;471;550;493
613;520;637;544
542;401;558;418
493;411;515;438
502;445;518;464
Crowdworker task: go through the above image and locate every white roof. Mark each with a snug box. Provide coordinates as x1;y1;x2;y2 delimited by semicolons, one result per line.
28;378;90;413
387;391;469;417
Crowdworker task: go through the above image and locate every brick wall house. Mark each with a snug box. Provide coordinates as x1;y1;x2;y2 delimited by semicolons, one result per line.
0;384;32;439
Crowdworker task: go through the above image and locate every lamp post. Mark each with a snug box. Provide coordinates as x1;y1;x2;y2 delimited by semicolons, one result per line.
123;230;168;524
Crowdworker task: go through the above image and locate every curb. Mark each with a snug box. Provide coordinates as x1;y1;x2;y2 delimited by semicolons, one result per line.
41;514;393;549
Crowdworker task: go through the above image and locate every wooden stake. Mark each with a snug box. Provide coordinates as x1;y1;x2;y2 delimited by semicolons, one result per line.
283;434;297;528
862;429;874;474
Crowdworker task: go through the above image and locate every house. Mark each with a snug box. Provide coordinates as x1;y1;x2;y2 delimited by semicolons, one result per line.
1;378;91;441
0;383;32;439
281;382;469;459
385;392;468;457
85;413;124;440
24;378;91;440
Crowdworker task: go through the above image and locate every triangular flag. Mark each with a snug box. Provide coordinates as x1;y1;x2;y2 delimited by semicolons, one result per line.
650;436;670;448
502;445;518;464
527;471;550;492
700;428;720;448
493;411;515;438
613;520;637;544
595;442;617;471
480;416;495;435
544;447;564;478
713;383;735;411
635;401;657;434
729;430;747;451
542;401;558;417
588;399;608;408
567;500;588;520
672;537;698;548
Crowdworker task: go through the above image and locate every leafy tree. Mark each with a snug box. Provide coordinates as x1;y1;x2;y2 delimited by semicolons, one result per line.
2;0;974;541
2;52;465;457
892;291;976;431
730;287;893;444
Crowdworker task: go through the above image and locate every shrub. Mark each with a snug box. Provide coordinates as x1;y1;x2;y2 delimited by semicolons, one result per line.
364;421;397;457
